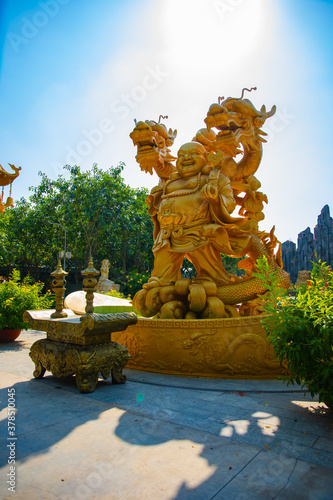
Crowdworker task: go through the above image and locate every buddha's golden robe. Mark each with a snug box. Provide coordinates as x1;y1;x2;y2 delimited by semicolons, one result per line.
146;169;251;286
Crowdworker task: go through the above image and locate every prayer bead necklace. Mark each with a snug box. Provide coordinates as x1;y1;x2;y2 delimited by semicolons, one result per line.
161;173;202;199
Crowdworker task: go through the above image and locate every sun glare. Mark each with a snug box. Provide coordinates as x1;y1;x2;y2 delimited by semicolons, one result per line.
158;0;272;74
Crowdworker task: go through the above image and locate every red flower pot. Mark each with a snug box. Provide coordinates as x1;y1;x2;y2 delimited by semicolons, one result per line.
0;329;21;342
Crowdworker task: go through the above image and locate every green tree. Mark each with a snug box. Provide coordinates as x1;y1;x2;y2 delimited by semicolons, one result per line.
0;210;10;269
0;164;249;286
23;163;154;279
221;254;245;276
1;198;59;279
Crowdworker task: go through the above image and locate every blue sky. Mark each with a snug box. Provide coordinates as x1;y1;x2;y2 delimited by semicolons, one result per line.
0;0;332;244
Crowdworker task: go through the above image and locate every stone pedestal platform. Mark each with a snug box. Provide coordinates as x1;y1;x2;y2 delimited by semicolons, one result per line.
112;316;288;379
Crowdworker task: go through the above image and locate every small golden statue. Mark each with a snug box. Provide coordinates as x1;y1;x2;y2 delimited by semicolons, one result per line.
130;88;290;319
95;259;120;293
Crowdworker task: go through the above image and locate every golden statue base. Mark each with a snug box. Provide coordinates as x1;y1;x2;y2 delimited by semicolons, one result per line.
113;317;288;379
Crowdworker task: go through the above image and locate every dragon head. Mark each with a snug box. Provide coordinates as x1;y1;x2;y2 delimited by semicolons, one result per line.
204;89;276;157
130;118;177;180
0;164;22;187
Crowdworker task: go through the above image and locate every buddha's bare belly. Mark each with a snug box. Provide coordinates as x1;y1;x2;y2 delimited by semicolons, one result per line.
158;191;209;227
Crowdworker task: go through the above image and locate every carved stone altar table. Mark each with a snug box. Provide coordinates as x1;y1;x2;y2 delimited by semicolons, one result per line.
24;309;137;393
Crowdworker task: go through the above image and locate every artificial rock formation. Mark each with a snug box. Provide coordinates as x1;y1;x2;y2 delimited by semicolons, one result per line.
282;205;333;283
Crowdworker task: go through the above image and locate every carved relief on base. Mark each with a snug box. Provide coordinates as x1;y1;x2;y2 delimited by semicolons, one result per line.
29;339;130;393
113;317;288;379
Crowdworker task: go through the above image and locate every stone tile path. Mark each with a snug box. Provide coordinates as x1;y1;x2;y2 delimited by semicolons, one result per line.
0;331;332;499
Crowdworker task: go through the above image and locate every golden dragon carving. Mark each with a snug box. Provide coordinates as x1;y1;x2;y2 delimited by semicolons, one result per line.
0;164;21;186
0;163;21;212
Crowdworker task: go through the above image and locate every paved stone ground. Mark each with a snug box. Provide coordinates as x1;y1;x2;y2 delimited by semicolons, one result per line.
0;331;332;499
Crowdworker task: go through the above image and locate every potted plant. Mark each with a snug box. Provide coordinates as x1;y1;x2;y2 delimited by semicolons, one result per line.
255;257;333;409
0;269;54;342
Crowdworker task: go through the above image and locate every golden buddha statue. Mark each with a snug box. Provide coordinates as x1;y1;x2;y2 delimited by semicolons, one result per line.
130;89;290;319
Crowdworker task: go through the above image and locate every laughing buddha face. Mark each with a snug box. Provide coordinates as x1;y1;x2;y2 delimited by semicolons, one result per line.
176;142;207;178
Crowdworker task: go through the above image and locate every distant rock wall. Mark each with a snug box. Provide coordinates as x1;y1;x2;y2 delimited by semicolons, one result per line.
282;205;333;283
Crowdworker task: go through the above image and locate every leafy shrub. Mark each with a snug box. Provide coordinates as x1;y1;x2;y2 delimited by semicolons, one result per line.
255;257;333;405
121;270;151;297
0;269;54;330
